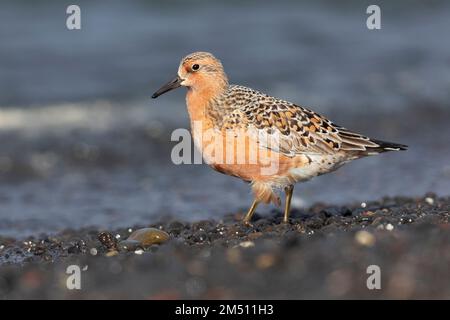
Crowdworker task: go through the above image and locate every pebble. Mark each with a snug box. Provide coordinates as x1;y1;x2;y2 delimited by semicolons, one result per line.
105;250;118;257
400;217;414;224
67;245;81;254
98;232;118;250
239;241;255;248
192;220;214;232
118;239;142;251
168;221;185;234
362;211;375;217
127;228;170;247
354;230;376;247
89;248;98;256
191;231;208;243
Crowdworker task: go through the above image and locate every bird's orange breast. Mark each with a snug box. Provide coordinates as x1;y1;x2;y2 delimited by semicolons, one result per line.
186;89;310;185
191;121;309;183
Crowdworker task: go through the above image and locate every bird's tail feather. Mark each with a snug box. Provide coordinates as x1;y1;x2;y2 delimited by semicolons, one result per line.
361;138;408;156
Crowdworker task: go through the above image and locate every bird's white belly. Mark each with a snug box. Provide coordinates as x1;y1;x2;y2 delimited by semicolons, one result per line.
289;154;348;182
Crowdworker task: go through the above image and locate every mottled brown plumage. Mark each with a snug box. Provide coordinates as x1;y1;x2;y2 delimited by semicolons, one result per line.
216;85;406;157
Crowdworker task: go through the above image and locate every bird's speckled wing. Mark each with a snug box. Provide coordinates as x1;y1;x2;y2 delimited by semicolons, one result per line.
220;85;384;157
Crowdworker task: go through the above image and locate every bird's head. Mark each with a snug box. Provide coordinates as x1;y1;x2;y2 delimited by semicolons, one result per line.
152;52;228;99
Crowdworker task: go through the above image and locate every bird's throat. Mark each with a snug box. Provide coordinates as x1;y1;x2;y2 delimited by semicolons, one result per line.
186;83;227;124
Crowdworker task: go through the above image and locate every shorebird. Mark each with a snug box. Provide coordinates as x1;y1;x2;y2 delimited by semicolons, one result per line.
152;52;407;224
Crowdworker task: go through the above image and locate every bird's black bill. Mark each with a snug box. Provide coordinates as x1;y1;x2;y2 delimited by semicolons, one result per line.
151;76;183;98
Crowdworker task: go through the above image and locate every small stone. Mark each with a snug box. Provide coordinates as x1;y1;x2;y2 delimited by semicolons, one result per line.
191;231;209;243
168;221;185;235
355;230;375;247
425;197;434;205
98;232;118;250
67;245;81;254
192;220;214;232
340;207;353;217
118;239;142;251
127;228;170;247
239;241;255;248
386;223;394;231
33;246;46;256
89;248;98;256
105;250;118;257
400;216;414;224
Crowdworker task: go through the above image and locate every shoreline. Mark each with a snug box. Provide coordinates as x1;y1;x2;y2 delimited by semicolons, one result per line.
0;194;449;299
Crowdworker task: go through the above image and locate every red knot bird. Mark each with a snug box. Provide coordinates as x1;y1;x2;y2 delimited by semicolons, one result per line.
152;52;407;225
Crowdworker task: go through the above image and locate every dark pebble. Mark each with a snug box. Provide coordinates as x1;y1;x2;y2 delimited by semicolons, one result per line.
190;231;210;243
167;221;185;235
97;232;118;250
118;240;142;251
67;245;81;254
32;246;46;256
191;220;215;232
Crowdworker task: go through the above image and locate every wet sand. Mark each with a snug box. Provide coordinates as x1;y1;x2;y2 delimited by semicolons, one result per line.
0;194;448;299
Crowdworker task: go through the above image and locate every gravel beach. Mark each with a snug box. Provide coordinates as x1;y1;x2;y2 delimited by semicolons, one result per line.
0;195;448;299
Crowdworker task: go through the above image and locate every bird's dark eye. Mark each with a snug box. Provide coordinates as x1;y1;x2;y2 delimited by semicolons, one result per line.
192;64;200;71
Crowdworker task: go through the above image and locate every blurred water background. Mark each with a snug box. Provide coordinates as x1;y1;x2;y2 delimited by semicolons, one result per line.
1;0;450;237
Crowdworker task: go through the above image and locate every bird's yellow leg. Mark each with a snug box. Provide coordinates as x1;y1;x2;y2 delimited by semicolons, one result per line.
284;185;294;223
243;199;259;225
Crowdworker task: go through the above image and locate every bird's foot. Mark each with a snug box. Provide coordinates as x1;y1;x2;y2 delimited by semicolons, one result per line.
242;219;254;228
